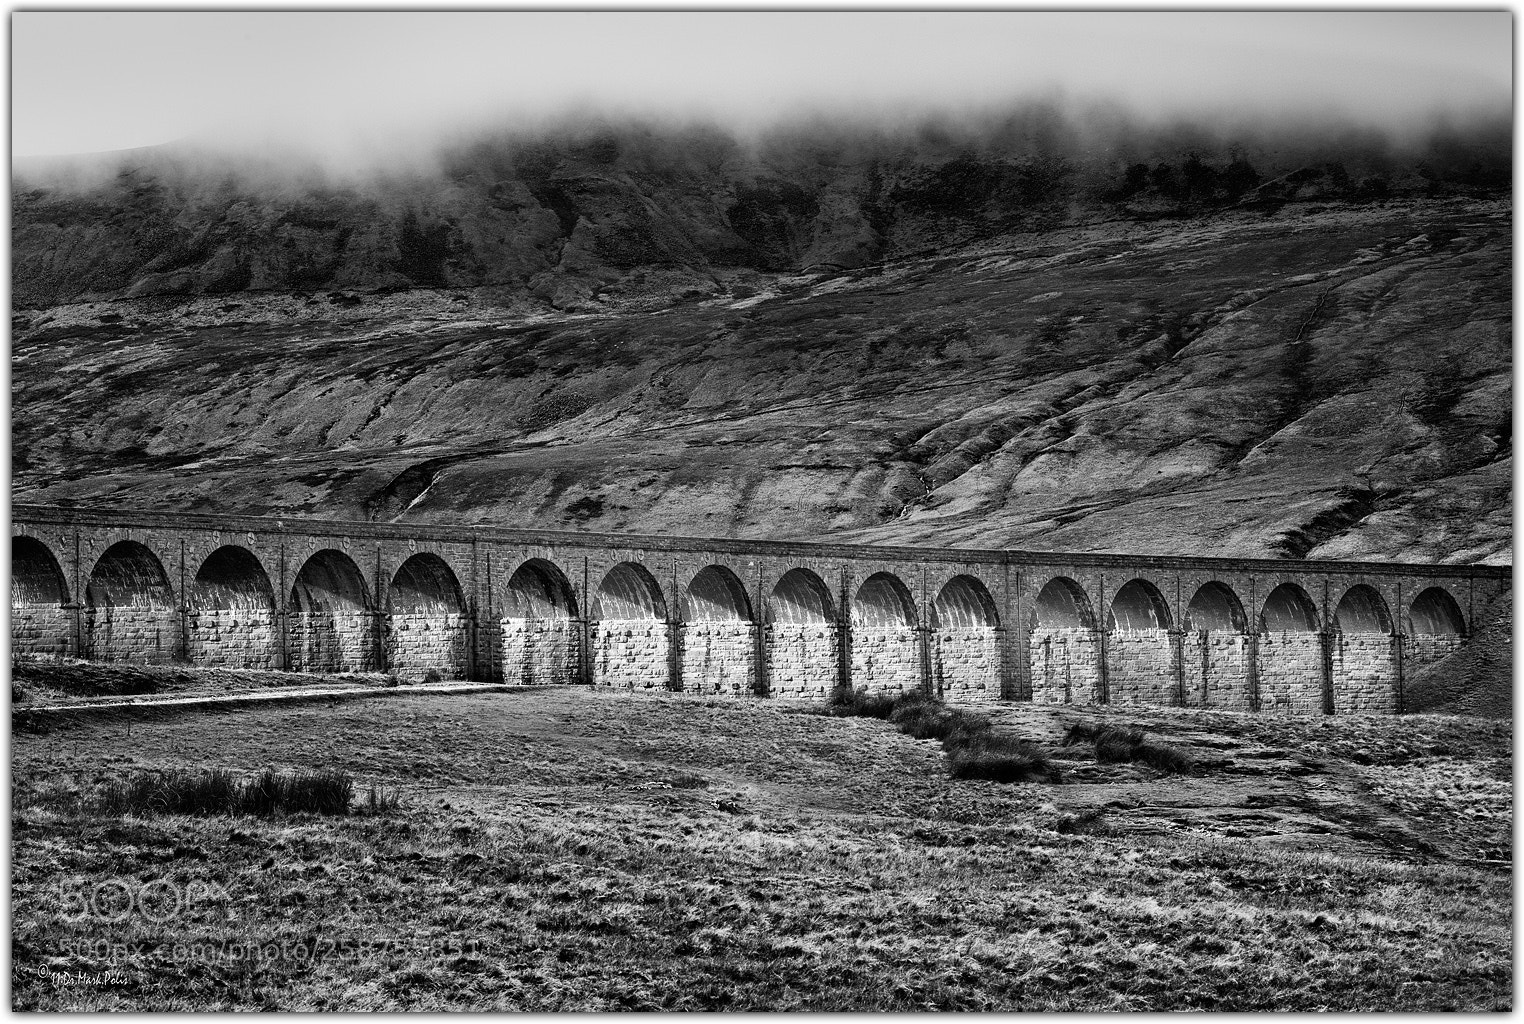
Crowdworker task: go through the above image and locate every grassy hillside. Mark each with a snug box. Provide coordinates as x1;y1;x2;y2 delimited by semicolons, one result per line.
13;197;1510;563
11;687;1510;1010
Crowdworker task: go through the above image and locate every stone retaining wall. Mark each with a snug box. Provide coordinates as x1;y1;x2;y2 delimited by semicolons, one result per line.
681;622;758;697
850;625;923;695
13;603;71;658
591;620;671;691
1180;632;1253;711
189;609;277;670
1256;632;1325;715
764;623;838;699
84;607;179;664
932;627;1002;703
1029;627;1102;704
1105;629;1178;707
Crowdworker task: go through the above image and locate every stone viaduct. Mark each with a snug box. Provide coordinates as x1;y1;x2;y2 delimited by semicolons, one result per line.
10;504;1508;715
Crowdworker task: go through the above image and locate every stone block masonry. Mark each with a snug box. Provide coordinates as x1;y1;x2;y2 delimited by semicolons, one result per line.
681;622;758;696
591;620;671;691
1329;632;1397;715
765;623;838;699
932;627;1001;703
85;607;179;664
385;612;469;680
287;610;376;674
13;604;71;658
1404;634;1467;674
850;626;923;695
498;619;580;686
1401;634;1471;711
189;609;277;670
1029;628;1102;704
1105;629;1178;707
1256;632;1325;715
12;504;1506;717
1180;632;1253;711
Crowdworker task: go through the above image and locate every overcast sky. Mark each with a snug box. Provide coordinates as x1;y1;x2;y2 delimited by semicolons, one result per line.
11;10;1513;164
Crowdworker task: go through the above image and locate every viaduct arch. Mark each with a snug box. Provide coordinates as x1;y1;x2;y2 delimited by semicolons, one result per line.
10;504;1505;717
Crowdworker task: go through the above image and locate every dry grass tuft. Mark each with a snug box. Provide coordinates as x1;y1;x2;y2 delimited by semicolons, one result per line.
52;767;368;818
830;688;1059;783
1065;723;1194;774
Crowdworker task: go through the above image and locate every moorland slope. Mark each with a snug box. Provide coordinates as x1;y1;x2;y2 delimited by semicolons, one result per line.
12;197;1510;564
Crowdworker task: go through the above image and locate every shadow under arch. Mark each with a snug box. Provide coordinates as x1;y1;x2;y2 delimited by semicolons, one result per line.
1185;581;1246;633
87;540;174;609
288;549;373;673
1030;577;1094;630
1332;584;1392;634
1107;578;1172;631
388;553;466;614
13;535;69;606
84;540;177;664
12;536;71;657
684;565;753;622
1259;582;1318;632
592;562;666;620
931;575;998;629
192;546;275;611
767;568;834;624
290;549;371;613
1407;586;1467;636
852;572;916;628
505;558;579;619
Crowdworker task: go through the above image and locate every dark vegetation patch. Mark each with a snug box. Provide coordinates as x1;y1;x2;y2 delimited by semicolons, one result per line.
1270;485;1384;560
827;688;1059;783
565;495;606;520
18;767;385;818
1063;722;1194;774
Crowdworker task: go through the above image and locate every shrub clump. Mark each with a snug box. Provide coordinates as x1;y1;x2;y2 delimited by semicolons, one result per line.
93;767;367;818
361;781;402;814
948;734;1060;783
1064;723;1194;774
827;687;1058;784
826;687;900;720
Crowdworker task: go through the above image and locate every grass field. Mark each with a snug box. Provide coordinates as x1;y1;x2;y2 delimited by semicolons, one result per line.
11;685;1511;1010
